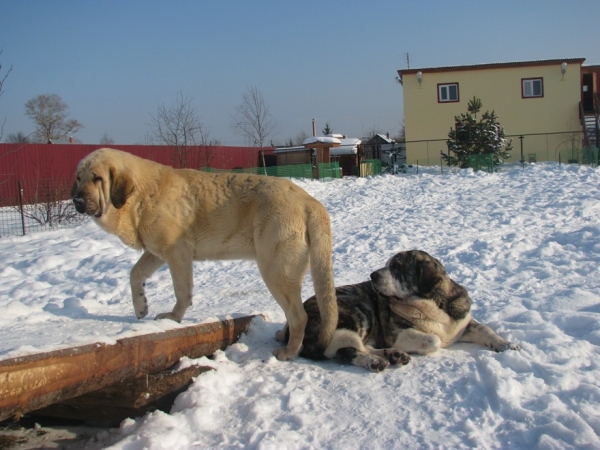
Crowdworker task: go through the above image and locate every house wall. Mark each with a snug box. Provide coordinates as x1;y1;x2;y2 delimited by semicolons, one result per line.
275;150;311;166
402;61;583;165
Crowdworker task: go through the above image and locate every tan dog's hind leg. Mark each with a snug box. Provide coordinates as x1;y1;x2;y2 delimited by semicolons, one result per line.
459;319;520;352
130;251;165;319
257;253;309;361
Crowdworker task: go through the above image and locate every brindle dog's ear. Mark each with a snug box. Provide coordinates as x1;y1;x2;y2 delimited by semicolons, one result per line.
109;166;134;209
417;260;444;296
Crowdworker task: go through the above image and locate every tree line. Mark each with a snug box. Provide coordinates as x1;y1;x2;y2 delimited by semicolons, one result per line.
0;49;404;158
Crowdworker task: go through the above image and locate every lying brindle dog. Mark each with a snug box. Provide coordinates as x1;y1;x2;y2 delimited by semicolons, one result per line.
279;250;520;372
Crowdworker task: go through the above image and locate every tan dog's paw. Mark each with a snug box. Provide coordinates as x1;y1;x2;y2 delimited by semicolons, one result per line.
155;312;182;322
135;302;149;319
273;346;300;361
133;292;149;319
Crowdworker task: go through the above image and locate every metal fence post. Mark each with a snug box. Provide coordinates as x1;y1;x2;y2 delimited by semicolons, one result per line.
18;180;26;236
519;135;524;169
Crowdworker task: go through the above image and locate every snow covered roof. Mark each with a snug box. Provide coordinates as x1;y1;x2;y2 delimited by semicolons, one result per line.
302;136;342;146
301;136;361;155
276;137;362;156
369;134;394;144
331;138;361;156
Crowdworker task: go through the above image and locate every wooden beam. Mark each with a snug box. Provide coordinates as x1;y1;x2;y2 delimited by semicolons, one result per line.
32;365;213;424
0;315;255;422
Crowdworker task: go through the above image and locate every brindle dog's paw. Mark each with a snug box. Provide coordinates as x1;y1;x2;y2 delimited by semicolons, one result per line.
369;357;389;372
488;341;520;352
274;328;288;343
384;349;411;365
353;354;390;372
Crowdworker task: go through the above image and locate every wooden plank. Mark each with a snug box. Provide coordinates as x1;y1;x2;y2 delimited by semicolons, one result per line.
32;365;213;424
0;315;255;422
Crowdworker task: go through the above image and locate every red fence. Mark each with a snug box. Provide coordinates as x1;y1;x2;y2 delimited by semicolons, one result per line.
0;143;274;207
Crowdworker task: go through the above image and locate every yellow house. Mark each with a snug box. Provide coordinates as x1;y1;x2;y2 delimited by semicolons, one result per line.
397;58;594;165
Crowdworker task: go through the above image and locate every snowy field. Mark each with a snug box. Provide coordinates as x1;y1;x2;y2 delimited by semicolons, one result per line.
1;163;600;449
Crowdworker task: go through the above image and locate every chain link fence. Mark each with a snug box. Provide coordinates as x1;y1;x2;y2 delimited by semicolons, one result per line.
0;177;89;238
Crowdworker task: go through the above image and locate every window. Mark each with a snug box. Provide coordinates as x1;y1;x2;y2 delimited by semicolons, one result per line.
438;83;459;103
522;78;543;98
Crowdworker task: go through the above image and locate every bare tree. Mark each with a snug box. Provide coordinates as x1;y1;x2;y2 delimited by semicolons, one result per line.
0;48;13;141
395;120;406;143
364;125;384;139
25;94;83;143
231;86;277;168
6;131;30;143
294;130;309;146
150;91;210;168
0;49;24;186
99;132;115;145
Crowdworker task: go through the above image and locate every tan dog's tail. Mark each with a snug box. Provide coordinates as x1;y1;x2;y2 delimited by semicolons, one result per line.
307;204;338;350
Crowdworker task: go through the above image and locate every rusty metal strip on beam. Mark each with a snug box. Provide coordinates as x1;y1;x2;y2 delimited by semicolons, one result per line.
0;315;255;422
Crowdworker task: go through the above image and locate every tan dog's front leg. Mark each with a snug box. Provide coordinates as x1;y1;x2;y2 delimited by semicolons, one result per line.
130;251;165;319
155;252;194;322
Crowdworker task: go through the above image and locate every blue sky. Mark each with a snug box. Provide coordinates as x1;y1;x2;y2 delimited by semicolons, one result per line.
1;1;599;145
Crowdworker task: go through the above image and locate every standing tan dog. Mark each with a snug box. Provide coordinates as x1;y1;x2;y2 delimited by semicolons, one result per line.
71;148;338;360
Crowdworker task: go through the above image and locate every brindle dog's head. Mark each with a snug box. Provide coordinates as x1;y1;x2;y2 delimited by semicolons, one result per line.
71;148;135;219
370;250;447;299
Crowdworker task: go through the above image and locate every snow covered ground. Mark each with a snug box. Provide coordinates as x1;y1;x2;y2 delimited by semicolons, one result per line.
1;163;600;449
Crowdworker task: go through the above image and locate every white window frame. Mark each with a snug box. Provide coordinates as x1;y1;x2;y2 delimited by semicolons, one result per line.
438;83;459;103
522;78;544;98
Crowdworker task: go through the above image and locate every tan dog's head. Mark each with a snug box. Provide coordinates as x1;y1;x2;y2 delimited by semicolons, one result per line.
71;148;135;219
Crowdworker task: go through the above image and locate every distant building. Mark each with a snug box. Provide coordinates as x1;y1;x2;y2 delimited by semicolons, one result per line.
397;58;599;165
274;135;364;177
364;134;406;166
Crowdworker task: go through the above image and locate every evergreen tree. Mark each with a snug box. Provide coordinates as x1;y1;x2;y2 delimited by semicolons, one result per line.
441;97;513;168
322;122;333;135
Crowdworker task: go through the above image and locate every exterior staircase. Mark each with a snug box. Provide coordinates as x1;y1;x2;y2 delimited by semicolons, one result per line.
584;114;599;148
581;94;599;150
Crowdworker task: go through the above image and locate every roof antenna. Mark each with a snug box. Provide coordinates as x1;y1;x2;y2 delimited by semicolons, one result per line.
406;52;410;69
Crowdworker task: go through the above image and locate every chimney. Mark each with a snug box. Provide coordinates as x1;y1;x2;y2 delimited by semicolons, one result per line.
69;136;74;144
312;119;316;137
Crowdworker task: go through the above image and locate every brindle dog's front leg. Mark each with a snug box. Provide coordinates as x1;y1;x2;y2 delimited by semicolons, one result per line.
459;319;520;352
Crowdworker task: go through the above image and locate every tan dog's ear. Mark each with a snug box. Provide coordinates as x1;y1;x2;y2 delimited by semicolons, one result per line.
109;166;134;209
70;180;78;198
417;260;444;296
